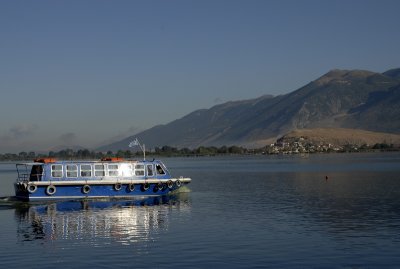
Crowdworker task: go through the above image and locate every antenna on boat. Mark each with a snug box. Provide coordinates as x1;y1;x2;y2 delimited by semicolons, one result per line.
129;138;146;160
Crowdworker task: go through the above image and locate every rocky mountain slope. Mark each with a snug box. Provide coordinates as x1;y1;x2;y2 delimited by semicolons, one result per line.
99;68;400;151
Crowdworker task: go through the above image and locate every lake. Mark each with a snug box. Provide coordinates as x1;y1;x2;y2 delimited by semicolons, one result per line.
1;153;400;268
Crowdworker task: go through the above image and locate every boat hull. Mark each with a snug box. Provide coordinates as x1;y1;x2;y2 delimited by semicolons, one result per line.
14;180;190;201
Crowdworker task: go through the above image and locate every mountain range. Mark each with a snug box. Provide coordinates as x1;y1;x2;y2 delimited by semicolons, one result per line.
99;68;400;151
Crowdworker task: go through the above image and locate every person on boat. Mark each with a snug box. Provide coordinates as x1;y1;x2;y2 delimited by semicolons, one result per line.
30;165;43;181
156;164;165;174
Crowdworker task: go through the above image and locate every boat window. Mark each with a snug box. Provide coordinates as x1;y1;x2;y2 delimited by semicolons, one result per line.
80;164;92;177
156;164;165;175
94;164;105;177
147;164;154;176
51;164;63;178
135;164;144;176
108;164;119;177
120;163;133;177
66;165;78;178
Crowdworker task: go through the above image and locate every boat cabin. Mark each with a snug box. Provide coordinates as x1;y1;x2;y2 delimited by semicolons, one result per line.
16;158;170;183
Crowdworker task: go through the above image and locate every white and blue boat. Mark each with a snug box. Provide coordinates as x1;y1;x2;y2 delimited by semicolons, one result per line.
14;157;191;201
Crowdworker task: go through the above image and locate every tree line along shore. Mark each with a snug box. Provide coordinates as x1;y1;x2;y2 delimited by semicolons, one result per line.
0;142;399;161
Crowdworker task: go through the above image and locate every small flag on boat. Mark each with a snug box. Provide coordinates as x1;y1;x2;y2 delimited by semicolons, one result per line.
129;138;140;148
128;138;146;160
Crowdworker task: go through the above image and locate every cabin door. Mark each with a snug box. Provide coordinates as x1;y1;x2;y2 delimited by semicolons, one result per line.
30;165;43;181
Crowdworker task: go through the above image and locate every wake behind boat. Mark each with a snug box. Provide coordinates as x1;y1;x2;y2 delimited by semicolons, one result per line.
14;157;191;201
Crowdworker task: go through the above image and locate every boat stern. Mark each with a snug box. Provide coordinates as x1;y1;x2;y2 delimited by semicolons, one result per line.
14;182;29;200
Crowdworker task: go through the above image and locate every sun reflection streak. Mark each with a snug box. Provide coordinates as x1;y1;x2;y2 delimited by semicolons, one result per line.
15;194;191;245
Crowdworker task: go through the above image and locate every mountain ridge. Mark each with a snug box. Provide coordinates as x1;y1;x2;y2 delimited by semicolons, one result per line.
98;68;400;151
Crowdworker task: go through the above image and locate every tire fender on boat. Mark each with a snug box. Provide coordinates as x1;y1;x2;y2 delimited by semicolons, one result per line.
114;183;122;191
82;184;91;194
128;184;135;192
157;182;164;191
167;180;173;189
46;185;56;196
141;182;150;191
175;180;182;188
28;184;37;193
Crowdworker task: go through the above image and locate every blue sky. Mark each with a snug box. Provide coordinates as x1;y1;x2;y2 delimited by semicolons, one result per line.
1;0;399;153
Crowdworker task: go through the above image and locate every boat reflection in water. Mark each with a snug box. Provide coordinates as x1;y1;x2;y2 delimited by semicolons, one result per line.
14;192;191;245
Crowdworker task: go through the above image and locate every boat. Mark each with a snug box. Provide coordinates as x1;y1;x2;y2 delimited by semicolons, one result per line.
14;157;191;201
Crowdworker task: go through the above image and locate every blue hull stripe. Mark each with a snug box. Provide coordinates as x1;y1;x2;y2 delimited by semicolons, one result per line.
15;183;188;200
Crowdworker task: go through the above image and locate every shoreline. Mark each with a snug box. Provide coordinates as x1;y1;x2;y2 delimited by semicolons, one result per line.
0;147;399;162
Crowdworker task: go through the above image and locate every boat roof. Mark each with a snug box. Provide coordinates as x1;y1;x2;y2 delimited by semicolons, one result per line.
16;162;44;166
16;158;162;166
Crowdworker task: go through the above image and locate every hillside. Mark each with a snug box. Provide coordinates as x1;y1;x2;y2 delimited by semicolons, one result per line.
99;68;400;151
383;68;400;79
280;128;400;146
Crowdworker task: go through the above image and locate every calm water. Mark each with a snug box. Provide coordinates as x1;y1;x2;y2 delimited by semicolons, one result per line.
1;153;400;269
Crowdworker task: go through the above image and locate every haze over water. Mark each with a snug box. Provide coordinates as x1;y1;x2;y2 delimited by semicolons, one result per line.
0;152;400;268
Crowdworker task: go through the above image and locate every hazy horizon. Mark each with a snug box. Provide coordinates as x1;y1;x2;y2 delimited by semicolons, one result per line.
1;0;400;153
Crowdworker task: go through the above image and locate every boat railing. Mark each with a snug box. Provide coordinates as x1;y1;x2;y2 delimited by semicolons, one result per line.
16;163;43;183
16;172;29;183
